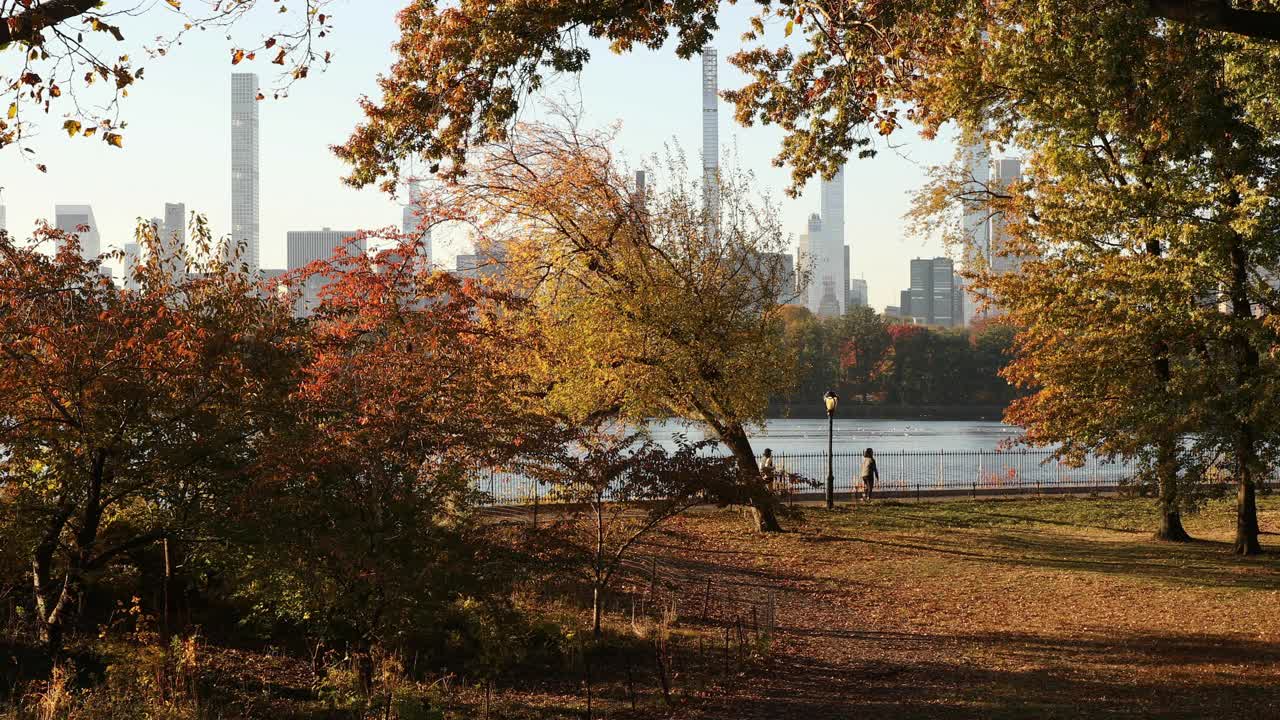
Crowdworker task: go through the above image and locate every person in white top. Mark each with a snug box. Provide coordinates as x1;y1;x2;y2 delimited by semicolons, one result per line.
860;448;879;501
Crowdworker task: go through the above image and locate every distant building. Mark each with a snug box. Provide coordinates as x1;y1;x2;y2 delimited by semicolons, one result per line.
989;158;1027;276
455;252;503;280
401;180;433;267
287;228;362;317
702;45;719;241
287;228;360;271
848;278;868;309
55;204;102;260
0;205;6;233
899;257;960;327
122;242;142;290
231;73;260;270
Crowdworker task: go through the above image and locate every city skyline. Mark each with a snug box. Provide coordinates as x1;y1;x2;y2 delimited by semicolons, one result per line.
0;2;969;309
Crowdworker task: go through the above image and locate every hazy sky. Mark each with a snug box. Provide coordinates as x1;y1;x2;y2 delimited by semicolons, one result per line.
0;1;968;309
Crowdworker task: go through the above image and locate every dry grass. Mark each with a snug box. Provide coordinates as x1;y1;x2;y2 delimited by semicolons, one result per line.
637;495;1280;719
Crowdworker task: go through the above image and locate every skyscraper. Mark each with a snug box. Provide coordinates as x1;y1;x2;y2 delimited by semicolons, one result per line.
153;202;187;283
798;168;847;317
961;137;991;324
162;203;186;257
902;257;959;326
231;73;260;271
55;204;101;260
701;45;719;240
122;242;142;290
989;158;1025;276
849;278;868;309
0;204;6;233
796;212;821;309
401;180;432;267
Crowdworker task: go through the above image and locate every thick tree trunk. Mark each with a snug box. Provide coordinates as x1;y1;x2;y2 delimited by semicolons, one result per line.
1227;234;1263;555
1144;238;1191;542
719;423;782;533
1154;441;1192;542
1235;475;1262;555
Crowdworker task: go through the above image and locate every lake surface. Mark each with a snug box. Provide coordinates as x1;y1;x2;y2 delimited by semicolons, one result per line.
646;418;1024;454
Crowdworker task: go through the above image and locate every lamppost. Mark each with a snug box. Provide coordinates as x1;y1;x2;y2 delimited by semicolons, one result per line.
824;390;838;509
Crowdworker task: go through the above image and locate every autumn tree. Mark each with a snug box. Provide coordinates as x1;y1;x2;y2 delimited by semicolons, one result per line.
228;236;560;648
910;10;1280;551
337;0;1280;191
0;220;298;650
1;0;334;159
442;118;797;532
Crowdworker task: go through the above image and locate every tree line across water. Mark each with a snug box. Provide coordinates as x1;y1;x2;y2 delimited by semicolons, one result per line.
773;306;1019;415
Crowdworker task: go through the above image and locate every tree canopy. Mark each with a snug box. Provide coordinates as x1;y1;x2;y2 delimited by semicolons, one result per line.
336;0;1280;192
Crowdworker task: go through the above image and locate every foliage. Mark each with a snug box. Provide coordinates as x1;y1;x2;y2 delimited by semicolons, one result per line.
906;7;1280;549
0;220;298;648
776;305;1017;410
0;0;334;161
219;237;558;652
447;117;796;531
336;0;1280;191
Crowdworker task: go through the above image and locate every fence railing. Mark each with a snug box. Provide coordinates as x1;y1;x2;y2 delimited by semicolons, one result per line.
473;449;1142;506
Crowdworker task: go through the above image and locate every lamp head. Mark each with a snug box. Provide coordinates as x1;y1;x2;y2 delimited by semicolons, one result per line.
823;390;838;414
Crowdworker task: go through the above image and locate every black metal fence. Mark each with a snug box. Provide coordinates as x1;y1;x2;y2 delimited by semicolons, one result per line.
473;449;1141;506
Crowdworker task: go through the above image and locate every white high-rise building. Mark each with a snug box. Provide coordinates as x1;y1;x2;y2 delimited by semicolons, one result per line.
0;204;6;233
804;167;846;316
122;242;142;290
231;73;260;271
701;45;719;241
55;204;102;260
989;158;1025;276
401;180;432;267
961;137;991;323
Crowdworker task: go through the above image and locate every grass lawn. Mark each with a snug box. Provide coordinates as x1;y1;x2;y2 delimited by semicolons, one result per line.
634;495;1280;719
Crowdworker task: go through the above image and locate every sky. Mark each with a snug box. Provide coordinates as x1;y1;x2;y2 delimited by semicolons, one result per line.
0;0;970;310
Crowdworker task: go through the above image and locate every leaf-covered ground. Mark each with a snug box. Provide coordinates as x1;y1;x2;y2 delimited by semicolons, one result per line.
645;496;1280;719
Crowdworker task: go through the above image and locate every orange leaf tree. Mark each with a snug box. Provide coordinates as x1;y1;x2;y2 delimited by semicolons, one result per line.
229;235;559;650
0;221;298;650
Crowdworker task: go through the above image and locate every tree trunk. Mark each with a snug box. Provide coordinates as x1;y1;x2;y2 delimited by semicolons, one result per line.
719;423;782;532
1227;233;1263;555
1154;441;1191;542
1143;238;1190;542
1235;475;1262;555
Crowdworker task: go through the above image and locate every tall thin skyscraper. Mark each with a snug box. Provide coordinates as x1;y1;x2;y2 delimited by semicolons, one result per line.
961;136;991;324
231;73;260;271
701;45;719;240
0;204;6;233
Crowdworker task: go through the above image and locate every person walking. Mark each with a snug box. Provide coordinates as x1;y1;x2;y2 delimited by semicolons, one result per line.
860;448;879;501
761;448;777;492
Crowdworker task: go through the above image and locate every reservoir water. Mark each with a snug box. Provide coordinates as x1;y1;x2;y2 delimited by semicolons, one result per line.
646;418;1023;454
